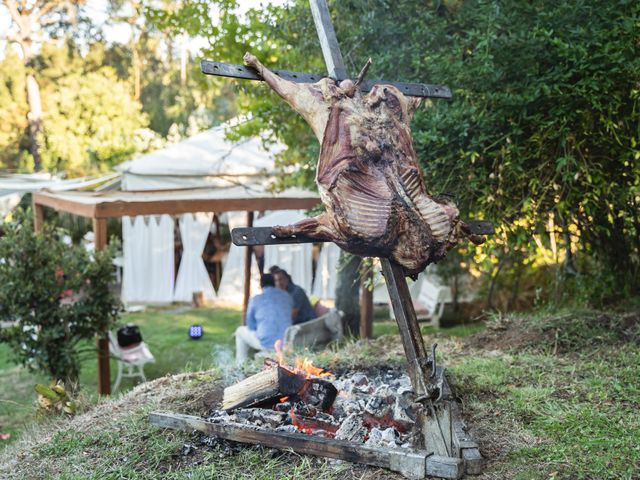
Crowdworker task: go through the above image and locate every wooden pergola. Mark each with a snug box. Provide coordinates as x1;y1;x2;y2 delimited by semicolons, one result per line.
32;186;320;395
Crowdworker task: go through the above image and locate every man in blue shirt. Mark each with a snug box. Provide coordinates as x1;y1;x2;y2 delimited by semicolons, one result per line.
270;266;316;325
235;273;293;364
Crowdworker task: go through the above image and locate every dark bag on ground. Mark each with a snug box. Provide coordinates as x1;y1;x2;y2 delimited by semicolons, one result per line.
117;325;143;348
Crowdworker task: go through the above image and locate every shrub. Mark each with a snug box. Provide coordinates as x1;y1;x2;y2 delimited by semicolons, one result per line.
0;210;120;389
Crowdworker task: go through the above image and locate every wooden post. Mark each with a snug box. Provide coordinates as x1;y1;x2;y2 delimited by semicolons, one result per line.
359;261;374;339
309;0;348;80
93;218;111;396
242;211;254;324
32;199;44;233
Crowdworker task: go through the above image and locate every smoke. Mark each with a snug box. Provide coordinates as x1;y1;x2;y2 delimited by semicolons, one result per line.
211;344;243;384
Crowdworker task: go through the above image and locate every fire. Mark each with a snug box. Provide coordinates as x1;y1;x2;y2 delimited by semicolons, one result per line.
294;358;332;378
271;339;331;378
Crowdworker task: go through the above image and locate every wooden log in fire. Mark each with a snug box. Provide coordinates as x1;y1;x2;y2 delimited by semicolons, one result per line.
223;365;337;412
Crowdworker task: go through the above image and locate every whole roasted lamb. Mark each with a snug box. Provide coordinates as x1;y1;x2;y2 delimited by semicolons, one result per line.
244;53;484;276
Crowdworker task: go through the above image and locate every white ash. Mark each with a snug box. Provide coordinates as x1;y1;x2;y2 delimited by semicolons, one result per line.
206;367;418;448
335;413;367;443
364;428;399;448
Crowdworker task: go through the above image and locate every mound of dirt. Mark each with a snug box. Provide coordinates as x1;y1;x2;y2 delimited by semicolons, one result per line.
465;309;639;353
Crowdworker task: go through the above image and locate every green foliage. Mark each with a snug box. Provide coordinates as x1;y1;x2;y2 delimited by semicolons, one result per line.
0;50;29;171
0;42;153;174
0;210;120;386
184;0;639;305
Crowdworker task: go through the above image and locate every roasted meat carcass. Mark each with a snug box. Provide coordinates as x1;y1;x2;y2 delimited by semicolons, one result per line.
244;53;483;276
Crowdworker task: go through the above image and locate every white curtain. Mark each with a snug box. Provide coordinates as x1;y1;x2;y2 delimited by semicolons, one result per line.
122;215;175;303
312;242;342;300
173;212;216;302
217;241;261;305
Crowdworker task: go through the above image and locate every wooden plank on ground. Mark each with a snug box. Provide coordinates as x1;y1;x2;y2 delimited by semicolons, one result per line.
149;411;464;479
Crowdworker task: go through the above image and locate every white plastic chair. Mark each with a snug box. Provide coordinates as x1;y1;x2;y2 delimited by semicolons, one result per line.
415;280;452;327
108;331;155;392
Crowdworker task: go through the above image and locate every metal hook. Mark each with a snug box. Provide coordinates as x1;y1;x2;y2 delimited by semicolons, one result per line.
430;343;438;378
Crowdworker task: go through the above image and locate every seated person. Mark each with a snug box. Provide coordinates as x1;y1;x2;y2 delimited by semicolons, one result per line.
235;273;292;364
269;266;316;325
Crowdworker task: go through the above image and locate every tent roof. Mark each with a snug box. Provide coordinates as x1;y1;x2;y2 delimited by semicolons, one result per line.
33;185;319;219
116;123;284;178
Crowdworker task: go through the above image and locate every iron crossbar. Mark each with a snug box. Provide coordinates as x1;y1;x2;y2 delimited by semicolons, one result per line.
201;60;453;100
231;220;494;247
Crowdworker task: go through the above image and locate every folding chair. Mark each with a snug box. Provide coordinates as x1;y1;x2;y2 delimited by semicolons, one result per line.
108;331;155;392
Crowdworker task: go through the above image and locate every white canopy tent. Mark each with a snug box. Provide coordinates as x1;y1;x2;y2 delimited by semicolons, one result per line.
0;172;119;217
116;122;284;192
111;123;320;304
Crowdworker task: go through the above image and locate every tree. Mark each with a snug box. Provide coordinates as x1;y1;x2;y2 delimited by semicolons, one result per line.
0;211;120;389
37;42;152;174
200;0;640;304
0;50;29;170
0;41;154;174
1;0;84;171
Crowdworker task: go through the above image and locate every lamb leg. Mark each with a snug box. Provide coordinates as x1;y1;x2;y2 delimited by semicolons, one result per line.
272;213;339;242
243;52;329;140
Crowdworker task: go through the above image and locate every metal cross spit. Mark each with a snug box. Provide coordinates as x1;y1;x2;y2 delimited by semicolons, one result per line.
201;0;490;477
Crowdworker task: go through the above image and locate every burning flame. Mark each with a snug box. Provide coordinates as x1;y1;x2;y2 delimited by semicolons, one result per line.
294;358;332;378
271;339;331;378
290;409;314;434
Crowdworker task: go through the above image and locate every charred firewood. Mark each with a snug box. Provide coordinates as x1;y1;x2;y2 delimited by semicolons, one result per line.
223;366;338;413
222;366;305;411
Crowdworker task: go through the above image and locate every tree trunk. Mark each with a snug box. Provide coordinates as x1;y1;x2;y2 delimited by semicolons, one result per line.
25;74;43;171
132;44;141;100
335;252;361;337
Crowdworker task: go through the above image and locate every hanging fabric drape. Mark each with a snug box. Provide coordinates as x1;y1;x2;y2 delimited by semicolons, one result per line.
122;215;174;303
312;242;342;300
173;212;216;302
217;235;261;305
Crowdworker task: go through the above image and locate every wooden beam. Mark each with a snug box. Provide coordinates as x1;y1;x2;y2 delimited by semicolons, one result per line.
93;218;111;396
359;262;374;339
94;197;319;219
93;218;108;251
309;0;347;80
32;192;96;218
32;198;44;233
32;192;320;220
381;259;429;396
242;211;254;325
149;411;464;479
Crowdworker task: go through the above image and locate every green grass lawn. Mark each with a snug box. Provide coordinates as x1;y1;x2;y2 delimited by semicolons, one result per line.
0;307;241;447
1;306;639;479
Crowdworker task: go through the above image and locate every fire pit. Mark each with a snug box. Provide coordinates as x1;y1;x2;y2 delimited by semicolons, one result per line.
213;360;416;448
151;355;482;479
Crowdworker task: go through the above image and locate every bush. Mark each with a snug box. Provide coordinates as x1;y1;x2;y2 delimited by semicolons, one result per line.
0;210;120;388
